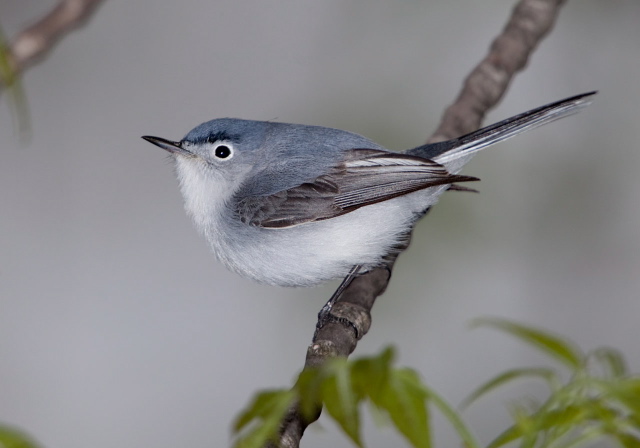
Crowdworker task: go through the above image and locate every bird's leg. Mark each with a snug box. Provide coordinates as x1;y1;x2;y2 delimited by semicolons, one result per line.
314;265;362;340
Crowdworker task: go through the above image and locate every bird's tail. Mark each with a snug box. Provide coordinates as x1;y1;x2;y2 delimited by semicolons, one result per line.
409;92;596;165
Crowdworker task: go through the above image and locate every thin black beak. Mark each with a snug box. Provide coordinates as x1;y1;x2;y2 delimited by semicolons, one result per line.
142;136;194;157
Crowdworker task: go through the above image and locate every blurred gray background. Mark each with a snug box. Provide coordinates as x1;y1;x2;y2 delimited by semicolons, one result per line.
1;0;639;447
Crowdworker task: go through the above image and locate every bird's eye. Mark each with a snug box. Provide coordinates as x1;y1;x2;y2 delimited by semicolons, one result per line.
212;142;234;160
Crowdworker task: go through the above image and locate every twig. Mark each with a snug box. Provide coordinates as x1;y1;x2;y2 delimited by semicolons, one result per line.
2;0;106;77
277;0;568;446
428;0;567;143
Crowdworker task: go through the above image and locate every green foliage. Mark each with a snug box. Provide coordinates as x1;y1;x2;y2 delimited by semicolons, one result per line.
232;347;480;448
468;318;640;448
1;319;637;447
0;423;40;448
471;318;583;370
233;319;640;448
0;24;31;140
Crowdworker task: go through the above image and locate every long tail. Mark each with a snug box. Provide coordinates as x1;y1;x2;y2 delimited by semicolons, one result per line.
409;92;596;164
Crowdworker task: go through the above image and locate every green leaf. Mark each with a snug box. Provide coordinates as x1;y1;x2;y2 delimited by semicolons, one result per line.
512;404;538;448
486;422;524;448
472;318;583;370
351;346;394;400
365;399;391;428
590;347;628;378
461;367;558;409
531;405;589;437
232;389;296;448
551;427;607;448
374;367;431;448
0;26;31;141
0;424;40;448
322;359;362;447
627;412;640;431
422;385;481;448
615;432;640;448
597;377;640;414
486;405;588;448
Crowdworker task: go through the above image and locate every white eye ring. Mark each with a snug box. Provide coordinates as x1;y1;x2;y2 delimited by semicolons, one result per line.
212;142;234;160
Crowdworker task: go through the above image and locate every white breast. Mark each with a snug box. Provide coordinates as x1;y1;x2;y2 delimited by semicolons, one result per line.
175;156;451;287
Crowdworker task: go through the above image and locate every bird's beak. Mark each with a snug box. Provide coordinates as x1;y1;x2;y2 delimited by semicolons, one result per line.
142;136;194;157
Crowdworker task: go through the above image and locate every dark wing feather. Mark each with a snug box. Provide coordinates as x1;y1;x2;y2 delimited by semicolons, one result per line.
237;148;477;228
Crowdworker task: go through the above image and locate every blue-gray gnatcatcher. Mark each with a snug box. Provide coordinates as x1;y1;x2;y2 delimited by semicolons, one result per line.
143;92;595;291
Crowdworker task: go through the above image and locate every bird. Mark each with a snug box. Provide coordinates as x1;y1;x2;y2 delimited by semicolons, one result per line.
143;92;595;293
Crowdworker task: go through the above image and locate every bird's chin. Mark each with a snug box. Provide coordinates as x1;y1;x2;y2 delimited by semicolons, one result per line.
174;153;203;173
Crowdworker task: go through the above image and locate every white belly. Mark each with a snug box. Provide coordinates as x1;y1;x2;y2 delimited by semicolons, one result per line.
175;156;451;287
201;185;449;287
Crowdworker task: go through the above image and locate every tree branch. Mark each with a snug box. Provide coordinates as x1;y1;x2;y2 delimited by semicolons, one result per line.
2;0;106;79
428;0;567;143
277;0;568;446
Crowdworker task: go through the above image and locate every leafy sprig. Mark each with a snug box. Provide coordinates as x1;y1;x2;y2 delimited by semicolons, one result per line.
467;318;640;448
233;347;479;448
234;319;640;448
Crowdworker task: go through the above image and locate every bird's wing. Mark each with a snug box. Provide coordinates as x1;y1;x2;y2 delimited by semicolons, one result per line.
236;148;478;228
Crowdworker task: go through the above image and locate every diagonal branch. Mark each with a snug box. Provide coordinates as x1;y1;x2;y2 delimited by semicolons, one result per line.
2;0;106;80
428;0;567;144
277;0;568;446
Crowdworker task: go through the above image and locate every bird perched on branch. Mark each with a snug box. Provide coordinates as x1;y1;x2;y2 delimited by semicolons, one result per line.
143;92;595;296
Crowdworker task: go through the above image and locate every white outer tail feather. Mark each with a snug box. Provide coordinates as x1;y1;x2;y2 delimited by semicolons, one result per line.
433;92;596;165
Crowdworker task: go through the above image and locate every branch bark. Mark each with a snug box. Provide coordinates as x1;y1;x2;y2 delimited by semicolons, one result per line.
277;0;567;446
2;0;106;79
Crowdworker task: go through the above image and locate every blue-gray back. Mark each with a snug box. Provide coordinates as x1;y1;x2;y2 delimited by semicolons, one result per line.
235;121;387;197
